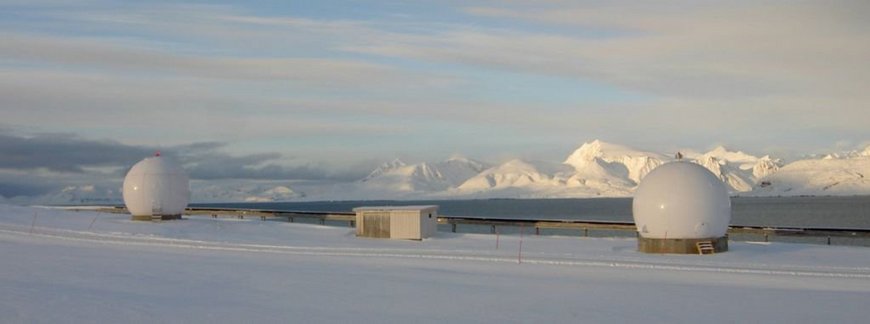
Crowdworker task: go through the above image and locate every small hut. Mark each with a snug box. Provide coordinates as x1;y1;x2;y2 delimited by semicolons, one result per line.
353;206;438;240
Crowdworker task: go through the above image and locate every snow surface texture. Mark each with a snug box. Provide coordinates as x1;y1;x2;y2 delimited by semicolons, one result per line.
2;205;869;323
14;140;870;203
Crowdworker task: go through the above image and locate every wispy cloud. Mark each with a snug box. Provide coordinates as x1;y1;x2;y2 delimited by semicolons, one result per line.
354;1;870;101
0;32;417;86
0;0;867;198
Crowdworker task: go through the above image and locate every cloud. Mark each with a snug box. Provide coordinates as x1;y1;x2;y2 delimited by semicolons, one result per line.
0;131;363;183
0;178;54;197
0;32;411;86
1;0;866;173
185;155;329;181
0;131;155;172
345;1;870;101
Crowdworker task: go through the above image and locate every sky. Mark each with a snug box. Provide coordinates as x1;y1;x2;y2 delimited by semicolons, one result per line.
1;0;869;198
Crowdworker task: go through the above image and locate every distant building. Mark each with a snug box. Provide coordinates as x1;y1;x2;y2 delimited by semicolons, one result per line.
123;153;189;221
354;206;438;240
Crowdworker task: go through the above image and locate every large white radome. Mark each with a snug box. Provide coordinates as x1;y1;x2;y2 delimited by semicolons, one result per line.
123;154;189;217
633;161;731;239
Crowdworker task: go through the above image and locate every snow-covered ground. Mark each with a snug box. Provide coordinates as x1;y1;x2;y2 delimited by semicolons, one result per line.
2;204;869;323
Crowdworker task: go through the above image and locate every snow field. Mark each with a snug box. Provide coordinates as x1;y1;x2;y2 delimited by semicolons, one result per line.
2;204;870;323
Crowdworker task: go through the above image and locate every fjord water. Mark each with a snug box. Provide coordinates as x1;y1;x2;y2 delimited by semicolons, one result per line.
196;196;870;229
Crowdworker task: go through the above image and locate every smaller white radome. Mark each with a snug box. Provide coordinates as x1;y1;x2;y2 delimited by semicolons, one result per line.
122;153;189;217
632;161;731;239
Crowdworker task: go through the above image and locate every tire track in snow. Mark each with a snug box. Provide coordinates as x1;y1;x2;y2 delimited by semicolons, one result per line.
3;225;870;279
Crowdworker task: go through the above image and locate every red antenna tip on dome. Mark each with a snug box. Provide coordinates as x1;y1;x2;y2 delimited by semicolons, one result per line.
155;151;161;157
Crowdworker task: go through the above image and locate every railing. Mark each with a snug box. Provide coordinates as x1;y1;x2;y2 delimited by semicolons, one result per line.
78;206;870;244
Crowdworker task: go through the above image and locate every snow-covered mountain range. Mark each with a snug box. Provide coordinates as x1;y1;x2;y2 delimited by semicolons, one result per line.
359;156;489;193
344;140;870;200
754;147;870;196
16;140;870;204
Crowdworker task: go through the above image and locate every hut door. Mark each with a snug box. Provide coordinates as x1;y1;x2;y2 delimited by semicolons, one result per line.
363;212;390;238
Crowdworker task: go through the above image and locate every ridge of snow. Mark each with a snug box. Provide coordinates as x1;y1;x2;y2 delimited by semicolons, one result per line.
190;181;303;203
456;159;557;191
703;145;759;164
563;157;635;195
563;140;667;183
362;158;407;181
752;155;870;196
357;157;489;194
752;155;783;180
694;156;754;192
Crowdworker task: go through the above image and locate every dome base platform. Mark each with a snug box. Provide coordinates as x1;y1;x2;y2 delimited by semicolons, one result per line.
637;236;728;254
131;214;183;221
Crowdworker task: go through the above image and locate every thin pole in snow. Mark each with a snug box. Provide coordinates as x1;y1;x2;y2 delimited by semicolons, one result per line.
87;213;99;230
30;212;38;234
495;227;499;250
518;224;524;264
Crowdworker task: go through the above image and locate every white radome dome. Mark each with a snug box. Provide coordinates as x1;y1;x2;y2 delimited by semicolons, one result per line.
632;161;731;239
123;154;189;216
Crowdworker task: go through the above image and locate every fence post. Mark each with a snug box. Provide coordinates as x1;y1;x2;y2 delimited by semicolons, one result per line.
518;224;524;264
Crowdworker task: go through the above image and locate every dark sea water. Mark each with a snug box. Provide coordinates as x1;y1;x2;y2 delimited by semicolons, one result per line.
194;196;870;227
193;196;870;246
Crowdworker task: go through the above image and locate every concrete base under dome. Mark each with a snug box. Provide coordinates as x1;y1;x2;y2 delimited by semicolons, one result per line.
131;214;183;221
637;236;728;254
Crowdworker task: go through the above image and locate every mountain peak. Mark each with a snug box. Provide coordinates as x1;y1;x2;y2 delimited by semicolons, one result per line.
565;140;664;164
362;158;408;182
703;145;758;163
710;145;729;154
387;158;406;166
447;154;470;162
569;140;614;162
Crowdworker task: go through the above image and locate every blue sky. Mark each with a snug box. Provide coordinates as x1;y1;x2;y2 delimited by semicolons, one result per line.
1;0;869;196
